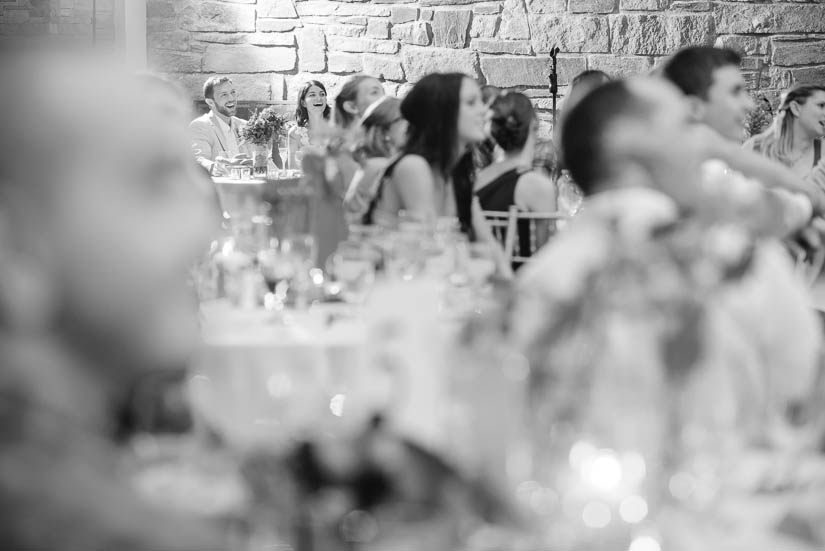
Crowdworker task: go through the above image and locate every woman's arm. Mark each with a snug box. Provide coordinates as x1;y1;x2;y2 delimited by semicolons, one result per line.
695;127;825;213
391;155;438;220
515;171;558;212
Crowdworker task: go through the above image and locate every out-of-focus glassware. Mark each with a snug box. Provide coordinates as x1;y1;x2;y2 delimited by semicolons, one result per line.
329;242;378;304
466;241;497;289
258;239;296;312
384;231;424;281
293;148;305;170
281;233;317;309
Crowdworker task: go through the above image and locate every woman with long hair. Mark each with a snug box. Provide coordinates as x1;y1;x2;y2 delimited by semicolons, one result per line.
343;97;407;222
745;84;825;179
365;73;510;275
286;79;331;169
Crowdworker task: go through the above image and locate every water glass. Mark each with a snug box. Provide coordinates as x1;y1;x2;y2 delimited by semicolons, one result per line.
281;233;317;271
258;241;296;311
383;231;423;281
330;243;378;304
466;242;497;289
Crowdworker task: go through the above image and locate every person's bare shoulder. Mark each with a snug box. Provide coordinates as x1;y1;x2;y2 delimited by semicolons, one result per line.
517;170;557;211
394;154;430;174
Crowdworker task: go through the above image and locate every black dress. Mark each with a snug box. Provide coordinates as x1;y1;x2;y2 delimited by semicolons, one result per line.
475;167;532;267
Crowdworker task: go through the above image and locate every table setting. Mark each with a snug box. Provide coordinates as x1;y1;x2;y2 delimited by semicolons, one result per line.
119;163;825;551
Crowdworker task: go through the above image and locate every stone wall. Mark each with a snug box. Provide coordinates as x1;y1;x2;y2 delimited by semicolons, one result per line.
0;0;115;47
144;0;825;130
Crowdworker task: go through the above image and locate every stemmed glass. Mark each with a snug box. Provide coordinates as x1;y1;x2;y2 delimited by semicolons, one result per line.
466;242;497;291
329;242;378;305
258;239;296;313
282;233;317;309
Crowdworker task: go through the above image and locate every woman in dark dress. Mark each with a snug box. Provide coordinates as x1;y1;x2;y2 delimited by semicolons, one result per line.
475;92;557;264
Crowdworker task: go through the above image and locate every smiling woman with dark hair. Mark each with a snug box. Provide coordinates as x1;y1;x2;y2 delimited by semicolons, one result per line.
286;79;331;169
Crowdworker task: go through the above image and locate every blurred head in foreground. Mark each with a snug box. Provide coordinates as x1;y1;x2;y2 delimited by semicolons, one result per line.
0;53;213;383
561;78;702;207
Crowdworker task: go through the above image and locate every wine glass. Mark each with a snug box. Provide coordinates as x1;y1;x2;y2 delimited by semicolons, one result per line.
329;243;378;305
281;234;317;309
293;148;305;172
467;242;497;289
258;240;296;312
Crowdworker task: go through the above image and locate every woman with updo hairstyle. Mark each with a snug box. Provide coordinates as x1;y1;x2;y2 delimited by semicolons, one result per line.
744;84;825;182
343;96;407;222
476;92;557;215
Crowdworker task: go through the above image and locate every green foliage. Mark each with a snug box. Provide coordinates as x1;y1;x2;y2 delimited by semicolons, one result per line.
744;92;775;139
239;107;289;146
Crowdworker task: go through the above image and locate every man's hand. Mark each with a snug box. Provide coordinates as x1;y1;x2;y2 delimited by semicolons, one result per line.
210;159;229;177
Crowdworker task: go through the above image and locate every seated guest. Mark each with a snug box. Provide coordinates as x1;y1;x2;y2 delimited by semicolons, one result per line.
511;81;821;544
343;97;407;223
190;75;247;176
302;75;386;263
476;93;557;266
744;85;825;181
476;92;557;213
661;46;825;232
553;69;611;154
334;74;387;133
364;73;511;276
286;79;331;169
311;74;387;204
0;53;221;549
563;70;611;119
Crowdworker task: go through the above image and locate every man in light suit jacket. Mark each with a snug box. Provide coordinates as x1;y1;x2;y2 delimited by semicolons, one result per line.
189;75;248;176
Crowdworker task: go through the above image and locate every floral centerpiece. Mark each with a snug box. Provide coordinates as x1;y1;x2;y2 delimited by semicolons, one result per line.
240;107;290;173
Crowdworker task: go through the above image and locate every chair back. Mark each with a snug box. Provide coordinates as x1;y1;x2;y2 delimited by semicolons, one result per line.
480;208;517;260
482;206;567;265
509;207;567;265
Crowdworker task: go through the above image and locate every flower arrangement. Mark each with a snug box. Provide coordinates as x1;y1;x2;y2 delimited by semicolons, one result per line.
240;107;290;146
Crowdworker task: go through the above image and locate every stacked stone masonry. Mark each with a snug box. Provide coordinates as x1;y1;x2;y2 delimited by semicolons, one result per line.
143;0;825;131
4;1;824;132
0;0;115;48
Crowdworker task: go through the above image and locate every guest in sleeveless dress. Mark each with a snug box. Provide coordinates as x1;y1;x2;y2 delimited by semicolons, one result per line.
363;73;511;277
475;92;557;265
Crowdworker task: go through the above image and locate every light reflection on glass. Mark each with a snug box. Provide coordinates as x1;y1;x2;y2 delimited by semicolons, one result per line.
618;495;648;524
581;501;611;528
628;535;661;551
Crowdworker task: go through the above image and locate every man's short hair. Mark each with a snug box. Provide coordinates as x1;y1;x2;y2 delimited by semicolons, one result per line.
561;80;651;195
203;76;232;101
661;46;741;100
